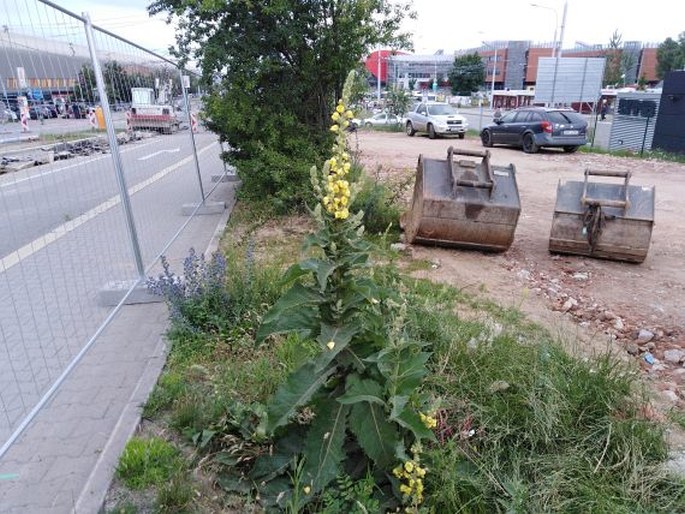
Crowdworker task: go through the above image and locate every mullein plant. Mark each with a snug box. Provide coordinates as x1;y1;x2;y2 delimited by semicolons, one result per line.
249;71;437;512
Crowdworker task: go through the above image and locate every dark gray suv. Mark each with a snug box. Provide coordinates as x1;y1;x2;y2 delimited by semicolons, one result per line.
480;107;588;153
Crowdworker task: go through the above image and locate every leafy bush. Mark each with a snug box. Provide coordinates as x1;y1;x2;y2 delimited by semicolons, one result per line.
352;176;402;236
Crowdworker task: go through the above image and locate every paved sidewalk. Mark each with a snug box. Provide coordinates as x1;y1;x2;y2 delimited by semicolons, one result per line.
0;183;237;514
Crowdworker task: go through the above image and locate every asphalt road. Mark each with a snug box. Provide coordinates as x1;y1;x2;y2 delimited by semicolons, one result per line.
0;132;209;257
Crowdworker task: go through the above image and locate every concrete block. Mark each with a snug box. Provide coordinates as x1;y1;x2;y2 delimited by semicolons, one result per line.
181;200;226;216
98;280;164;307
211;173;241;183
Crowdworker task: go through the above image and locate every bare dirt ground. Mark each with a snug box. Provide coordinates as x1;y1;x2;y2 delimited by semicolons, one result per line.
354;131;685;420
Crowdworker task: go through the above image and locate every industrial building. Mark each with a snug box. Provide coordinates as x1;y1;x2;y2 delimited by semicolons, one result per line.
371;40;660;92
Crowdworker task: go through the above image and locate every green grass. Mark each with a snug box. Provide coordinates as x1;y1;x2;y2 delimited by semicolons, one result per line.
116;437;184;490
114;201;685;513
580;144;685;163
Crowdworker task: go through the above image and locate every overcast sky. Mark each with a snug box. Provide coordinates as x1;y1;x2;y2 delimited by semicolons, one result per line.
54;0;683;56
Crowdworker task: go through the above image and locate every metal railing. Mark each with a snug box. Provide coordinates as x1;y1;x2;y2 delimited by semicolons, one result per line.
0;0;228;459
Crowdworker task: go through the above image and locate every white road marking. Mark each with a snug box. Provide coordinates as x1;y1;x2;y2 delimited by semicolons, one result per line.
137;148;181;161
0;141;218;274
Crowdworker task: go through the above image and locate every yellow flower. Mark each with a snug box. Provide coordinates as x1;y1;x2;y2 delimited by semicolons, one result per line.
331;111;340;121
404;461;414;473
345;110;354;119
340;196;348;206
334;208;349;220
330;125;339;132
342;120;350;128
336;103;345;114
399;484;412;495
326;341;335;350
303;485;311;495
420;412;437;429
323;196;330;205
343;162;351;172
393;465;403;478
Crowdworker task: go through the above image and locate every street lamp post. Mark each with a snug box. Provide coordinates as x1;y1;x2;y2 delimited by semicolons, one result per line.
550;1;568;106
530;3;558;59
482;41;498;108
491;47;498;107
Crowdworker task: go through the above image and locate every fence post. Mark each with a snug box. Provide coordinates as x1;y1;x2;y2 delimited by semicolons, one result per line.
82;12;145;280
180;68;206;203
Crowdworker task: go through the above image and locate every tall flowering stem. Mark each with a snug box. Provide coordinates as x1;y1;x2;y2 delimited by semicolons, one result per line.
322;99;354;220
254;71;435;511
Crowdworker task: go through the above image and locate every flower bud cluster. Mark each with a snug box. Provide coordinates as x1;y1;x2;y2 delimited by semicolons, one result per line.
323;99;354;220
392;457;427;506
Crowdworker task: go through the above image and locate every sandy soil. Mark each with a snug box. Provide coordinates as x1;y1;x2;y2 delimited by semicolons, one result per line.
354;130;685;414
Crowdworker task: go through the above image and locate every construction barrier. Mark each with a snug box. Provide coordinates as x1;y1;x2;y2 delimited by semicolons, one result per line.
191;112;198;133
20;110;29;132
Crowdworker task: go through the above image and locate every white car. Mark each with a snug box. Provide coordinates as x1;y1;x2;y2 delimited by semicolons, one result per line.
352;112;402;128
405;101;468;139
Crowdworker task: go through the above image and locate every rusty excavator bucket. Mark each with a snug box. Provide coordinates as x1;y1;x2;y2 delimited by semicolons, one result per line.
548;169;655;263
401;147;521;252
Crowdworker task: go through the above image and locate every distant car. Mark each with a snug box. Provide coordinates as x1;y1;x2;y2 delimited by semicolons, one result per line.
352;112;402;128
480;106;588;153
405;101;468;139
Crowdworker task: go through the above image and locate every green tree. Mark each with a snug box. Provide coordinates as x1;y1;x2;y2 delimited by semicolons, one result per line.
72;64;96;103
102;60;131;103
408;78;417;91
385;86;411;119
656;35;685;79
603;30;623;87
149;0;415;212
448;52;485;96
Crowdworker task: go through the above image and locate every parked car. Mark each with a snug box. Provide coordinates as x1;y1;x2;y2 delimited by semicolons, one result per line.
351;112;402;128
405;101;468;139
480;106;588;153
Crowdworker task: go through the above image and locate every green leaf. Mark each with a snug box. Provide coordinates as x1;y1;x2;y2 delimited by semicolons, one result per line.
250;431;305;482
394;409;435;442
389;395;409;419
298;258;337;291
265;362;336;434
349;402;400;469
314;322;360;372
256;282;324;342
337;375;385;406
370;346;431;392
302;398;349;493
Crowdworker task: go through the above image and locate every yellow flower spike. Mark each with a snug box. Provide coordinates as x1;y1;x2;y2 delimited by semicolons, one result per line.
399;484;412;495
331;111;340;121
340;196;348;206
329;157;337;167
326;341;335;350
338;208;349;219
343;162;351;172
404;461;414;473
342;152;350;161
303;485;311;495
330;125;339;132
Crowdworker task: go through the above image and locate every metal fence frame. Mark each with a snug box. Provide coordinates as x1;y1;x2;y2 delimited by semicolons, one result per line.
0;0;232;460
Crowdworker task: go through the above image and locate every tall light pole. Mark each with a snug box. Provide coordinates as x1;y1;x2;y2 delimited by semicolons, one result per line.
530;3;558;59
550;0;568;106
482;41;498;107
377;45;382;101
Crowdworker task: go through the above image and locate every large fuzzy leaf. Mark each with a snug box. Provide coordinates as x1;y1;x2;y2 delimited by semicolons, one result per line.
337;375;384;406
394;408;435;442
265;362;336;434
314;322;360;372
349;401;400;469
302;398;349;493
298;258;337;292
256;282;324;342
